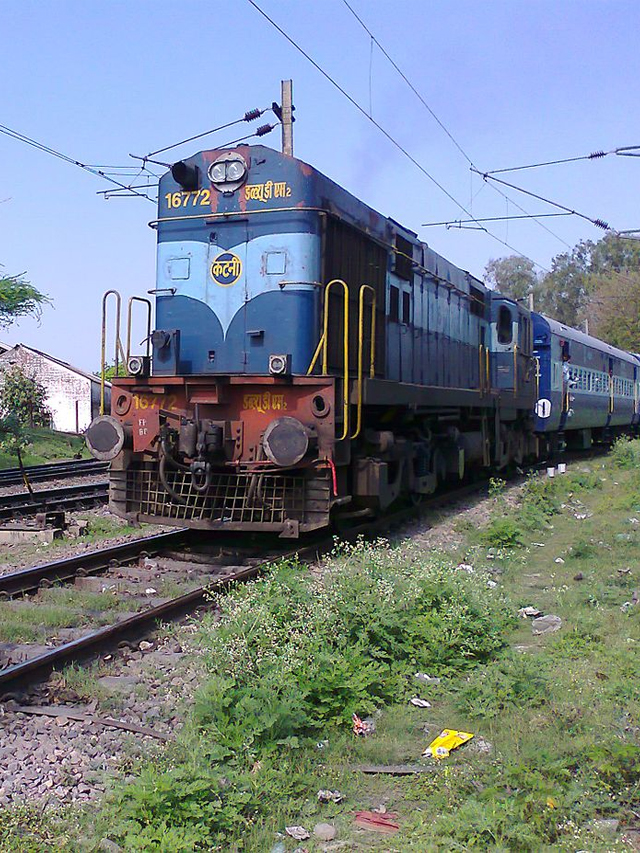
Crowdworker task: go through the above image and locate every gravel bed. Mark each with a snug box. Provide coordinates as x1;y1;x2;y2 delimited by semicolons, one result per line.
0;629;203;807
395;479;525;552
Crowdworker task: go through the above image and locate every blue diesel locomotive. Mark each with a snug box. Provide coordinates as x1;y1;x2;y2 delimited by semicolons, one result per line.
86;144;640;536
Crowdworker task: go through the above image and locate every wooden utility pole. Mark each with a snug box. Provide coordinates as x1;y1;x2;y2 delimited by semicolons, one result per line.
528;292;535;311
281;79;294;156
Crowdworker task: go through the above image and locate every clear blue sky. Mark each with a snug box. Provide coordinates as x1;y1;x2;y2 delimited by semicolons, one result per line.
1;0;639;370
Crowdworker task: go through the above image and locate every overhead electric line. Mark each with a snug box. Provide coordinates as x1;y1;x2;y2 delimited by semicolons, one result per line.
471;168;612;231
485;145;640;175
423;212;572;228
339;0;571;253
143;107;268;159
246;0;548;270
0;123;155;202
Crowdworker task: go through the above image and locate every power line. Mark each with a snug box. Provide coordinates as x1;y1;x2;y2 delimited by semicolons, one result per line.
471;168;612;231
341;0;474;165
247;0;547;270
339;0;570;253
144;108;268;158
423;212;572;227
0;123;155;202
486;145;640;175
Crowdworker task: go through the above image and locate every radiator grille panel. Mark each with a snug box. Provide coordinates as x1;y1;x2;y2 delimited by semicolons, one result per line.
122;464;330;528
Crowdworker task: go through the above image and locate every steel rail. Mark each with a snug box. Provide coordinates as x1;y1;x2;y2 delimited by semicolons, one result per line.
0;573;243;693
0;459;108;487
0;482;109;519
0;528;192;598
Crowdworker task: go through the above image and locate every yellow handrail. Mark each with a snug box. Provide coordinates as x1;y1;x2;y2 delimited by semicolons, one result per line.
350;285;376;439
126;296;153;363
306;279;351;440
513;344;518;394
485;348;490;389
100;290;125;415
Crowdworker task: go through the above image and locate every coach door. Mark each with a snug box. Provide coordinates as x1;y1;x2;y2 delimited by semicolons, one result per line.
491;299;517;391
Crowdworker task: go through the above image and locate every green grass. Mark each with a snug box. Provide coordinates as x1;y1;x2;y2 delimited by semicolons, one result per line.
4;445;640;851
0;427;89;469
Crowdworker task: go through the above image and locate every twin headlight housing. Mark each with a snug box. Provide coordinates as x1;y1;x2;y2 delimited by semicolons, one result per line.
208;153;248;193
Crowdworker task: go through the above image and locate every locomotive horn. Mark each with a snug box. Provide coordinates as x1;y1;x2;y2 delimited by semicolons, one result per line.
171;161;200;191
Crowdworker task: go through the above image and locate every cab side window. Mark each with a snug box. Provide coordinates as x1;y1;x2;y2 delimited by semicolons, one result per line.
498;306;512;344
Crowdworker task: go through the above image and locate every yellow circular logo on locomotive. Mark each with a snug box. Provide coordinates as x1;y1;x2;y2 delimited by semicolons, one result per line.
210;252;242;287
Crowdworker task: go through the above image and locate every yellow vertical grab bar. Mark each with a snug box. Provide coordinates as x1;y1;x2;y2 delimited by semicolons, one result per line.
100;290;124;415
350;285;376;439
323;280;350;440
126;296;153;362
306;280;351;439
513;344;518;395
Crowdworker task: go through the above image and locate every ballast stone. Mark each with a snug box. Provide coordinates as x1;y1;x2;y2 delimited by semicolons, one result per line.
531;614;562;635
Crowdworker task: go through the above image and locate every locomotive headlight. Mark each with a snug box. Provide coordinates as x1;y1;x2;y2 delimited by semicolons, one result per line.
269;353;292;376
209;162;226;183
226;160;246;181
127;355;150;377
262;417;309;466
208;153;248;193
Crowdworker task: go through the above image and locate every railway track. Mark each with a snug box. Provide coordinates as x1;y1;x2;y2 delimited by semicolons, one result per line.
0;481;109;520
0;477;489;696
0;450;607;697
0;530;306;695
0;458;108;488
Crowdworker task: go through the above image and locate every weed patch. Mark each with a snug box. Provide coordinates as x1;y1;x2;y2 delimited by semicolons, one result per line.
96;542;510;848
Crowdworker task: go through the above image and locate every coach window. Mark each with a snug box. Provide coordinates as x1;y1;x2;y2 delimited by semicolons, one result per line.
498;306;513;344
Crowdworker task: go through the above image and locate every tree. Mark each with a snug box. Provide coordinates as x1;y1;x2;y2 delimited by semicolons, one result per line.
535;250;590;327
0;365;51;427
534;234;640;328
95;362;127;382
0;413;34;493
484;256;538;302
0;269;50;327
587;269;640;350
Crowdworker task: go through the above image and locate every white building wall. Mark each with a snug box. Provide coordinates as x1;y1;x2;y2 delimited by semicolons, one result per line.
0;347;95;433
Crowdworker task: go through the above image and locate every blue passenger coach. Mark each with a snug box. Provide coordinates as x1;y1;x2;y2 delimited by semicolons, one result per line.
533;314;640;446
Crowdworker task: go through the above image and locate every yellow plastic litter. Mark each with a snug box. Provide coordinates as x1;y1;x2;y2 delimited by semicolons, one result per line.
424;729;474;760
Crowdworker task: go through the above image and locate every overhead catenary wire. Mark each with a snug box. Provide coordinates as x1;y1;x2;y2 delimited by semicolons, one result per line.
339;0;571;254
486;145;640;175
144;108;267;158
247;0;547;270
472;168;612;231
423;212;572;227
0;122;155;202
130;122;279;173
